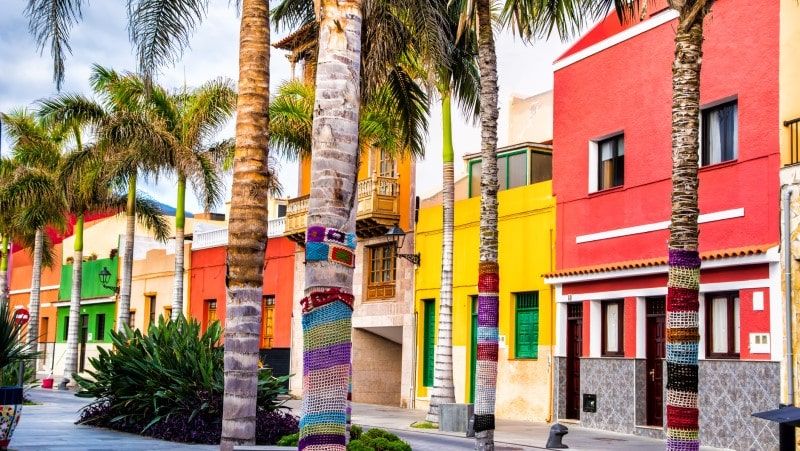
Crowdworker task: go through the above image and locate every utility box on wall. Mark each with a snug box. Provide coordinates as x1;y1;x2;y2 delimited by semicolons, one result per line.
583;394;597;413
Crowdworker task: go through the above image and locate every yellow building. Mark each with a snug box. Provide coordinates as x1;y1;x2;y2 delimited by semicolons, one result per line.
414;141;556;422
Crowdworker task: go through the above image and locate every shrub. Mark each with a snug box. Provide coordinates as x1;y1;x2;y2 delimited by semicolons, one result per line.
74;315;295;444
346;428;411;451
277;432;299;447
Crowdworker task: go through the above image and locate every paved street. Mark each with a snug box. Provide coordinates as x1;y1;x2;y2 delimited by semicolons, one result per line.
8;388;728;451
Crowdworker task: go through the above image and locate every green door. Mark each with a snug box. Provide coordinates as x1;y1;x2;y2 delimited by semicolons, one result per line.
423;299;436;387
469;296;477;403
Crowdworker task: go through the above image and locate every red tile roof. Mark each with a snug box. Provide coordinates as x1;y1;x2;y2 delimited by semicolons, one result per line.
544;244;776;279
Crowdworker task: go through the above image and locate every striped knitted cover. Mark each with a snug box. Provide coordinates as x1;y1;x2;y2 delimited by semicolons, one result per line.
299;226;357;451
665;248;701;451
474;261;499;433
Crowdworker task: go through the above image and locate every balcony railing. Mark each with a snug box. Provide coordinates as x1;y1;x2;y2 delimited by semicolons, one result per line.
192;217;288;250
284;176;401;241
786;117;800;165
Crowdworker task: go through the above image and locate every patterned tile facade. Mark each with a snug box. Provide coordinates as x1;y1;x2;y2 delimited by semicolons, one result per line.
554;358;779;450
699;360;779;450
555;357;566;420
580;358;636;433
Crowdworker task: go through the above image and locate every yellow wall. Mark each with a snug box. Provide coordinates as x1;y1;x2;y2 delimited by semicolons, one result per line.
414;181;556;421
780;0;800;165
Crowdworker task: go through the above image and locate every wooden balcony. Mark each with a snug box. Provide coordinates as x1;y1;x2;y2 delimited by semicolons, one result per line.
284;176;401;244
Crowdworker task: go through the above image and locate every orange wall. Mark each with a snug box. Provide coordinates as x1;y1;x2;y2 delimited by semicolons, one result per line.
190;237;296;348
8;243;63;344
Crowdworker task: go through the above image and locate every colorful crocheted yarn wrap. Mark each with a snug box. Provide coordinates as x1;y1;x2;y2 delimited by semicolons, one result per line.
665;248;700;451
474;261;499;433
299;294;353;451
305;226;357;267
301;288;355;313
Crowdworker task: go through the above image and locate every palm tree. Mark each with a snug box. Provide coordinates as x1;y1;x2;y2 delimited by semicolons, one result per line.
0;111;66;347
423;0;480;424
37;65;173;331
134;77;235;319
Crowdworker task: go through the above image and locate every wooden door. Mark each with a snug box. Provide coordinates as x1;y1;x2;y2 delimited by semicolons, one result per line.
79;314;89;373
565;303;583;419
646;297;666;426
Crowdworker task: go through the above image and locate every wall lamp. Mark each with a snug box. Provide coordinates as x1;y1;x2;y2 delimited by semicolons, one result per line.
98;266;119;294
385;224;421;266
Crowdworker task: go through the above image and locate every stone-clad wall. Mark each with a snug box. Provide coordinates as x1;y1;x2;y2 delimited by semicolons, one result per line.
555;358;779;450
699;360;779;450
580;358;637;433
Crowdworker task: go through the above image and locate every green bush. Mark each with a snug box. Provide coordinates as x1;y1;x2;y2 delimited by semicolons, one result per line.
346;428;411;451
277;432;299;446
74;314;291;433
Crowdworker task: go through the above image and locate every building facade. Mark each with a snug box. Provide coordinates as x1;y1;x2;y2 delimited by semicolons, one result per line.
414;141;556;421
546;2;784;449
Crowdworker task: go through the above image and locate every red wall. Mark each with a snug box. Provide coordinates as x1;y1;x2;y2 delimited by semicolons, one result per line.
738;288;771;361
553;0;780;271
190;237;296;348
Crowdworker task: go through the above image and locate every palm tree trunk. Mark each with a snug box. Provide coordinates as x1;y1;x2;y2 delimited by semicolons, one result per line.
26;228;45;346
171;176;186;319
0;235;8;305
220;0;270;449
427;92;456;423
299;1;363;449
474;0;499;448
665;3;708;450
63;213;84;387
118;175;137;330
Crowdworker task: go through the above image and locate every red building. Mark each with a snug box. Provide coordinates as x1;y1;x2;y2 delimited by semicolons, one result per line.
190;220;295;378
545;2;782;449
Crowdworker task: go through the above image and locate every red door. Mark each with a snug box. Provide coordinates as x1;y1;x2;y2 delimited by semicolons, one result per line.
646;297;666;426
565;303;583;420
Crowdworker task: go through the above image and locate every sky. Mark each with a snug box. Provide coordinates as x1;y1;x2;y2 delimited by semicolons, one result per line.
0;2;578;213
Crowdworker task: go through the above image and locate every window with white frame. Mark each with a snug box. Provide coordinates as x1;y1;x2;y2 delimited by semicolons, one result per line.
597;135;624;190
705;292;740;359
701;100;738;166
602;299;624;357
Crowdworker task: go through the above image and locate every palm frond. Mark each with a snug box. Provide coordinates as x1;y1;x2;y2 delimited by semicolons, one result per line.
127;0;210;80
24;0;86;90
270;0;315;31
268;80;314;161
133;193;172;242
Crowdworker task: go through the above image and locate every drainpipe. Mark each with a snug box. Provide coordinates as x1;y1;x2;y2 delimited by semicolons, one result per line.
784;188;794;406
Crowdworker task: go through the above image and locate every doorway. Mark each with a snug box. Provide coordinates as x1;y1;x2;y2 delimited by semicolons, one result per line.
565;303;583;420
78;314;89;372
645;296;666;426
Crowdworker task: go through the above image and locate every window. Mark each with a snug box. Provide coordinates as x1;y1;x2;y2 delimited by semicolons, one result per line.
206;299;217;329
422;299;436;387
163;306;172;321
515;292;539;359
379;150;397;178
468;150;552;197
40;317;49;342
706;292;740;359
366;244;396;300
602;300;624;356
63;316;69;341
129;310;136;329
147;295;157;327
530;151;553;184
702;101;738;165
597;135;624;190
263;296;275;349
96;314;106;341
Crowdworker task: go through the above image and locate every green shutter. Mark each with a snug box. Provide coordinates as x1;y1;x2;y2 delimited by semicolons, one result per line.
423;299;436;387
515;292;539;359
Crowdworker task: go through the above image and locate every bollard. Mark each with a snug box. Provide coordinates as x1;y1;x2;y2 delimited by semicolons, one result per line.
58;377;70;391
545;423;569;449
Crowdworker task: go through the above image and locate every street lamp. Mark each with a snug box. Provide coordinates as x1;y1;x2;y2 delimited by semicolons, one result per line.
385;223;421;266
98;266;119;294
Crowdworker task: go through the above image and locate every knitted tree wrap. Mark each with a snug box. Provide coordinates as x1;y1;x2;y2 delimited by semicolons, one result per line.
300;297;353;451
474;261;499;432
666;248;700;451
